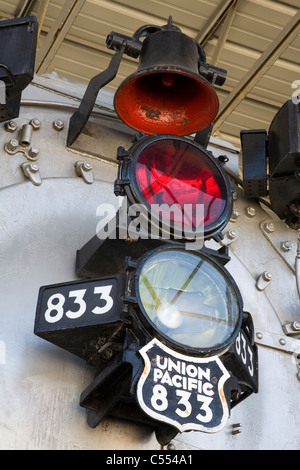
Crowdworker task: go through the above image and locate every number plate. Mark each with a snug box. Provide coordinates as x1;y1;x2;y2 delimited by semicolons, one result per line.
224;328;258;393
137;338;231;433
35;275;123;332
34;275;125;363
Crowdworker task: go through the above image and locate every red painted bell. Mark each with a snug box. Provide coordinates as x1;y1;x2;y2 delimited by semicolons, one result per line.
114;28;220;136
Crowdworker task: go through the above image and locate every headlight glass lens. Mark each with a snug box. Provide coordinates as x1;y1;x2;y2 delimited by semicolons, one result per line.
137;248;240;352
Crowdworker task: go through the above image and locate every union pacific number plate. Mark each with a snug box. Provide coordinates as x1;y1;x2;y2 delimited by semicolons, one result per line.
137;338;231;433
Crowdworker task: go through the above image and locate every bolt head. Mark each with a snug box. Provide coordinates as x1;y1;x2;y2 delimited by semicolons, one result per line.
28;146;40;158
30;119;41;130
281;241;293;252
230;209;240;222
9;138;18;148
292;321;300;331
5;138;19;152
264;222;275;233
101;348;113;359
290;203;300;214
228;230;237;239
5;121;17;132
30;163;39;172
246;207;256;217
53;119;64;131
83;162;92;171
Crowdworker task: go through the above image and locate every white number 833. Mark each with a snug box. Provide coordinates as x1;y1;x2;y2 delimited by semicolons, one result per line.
44;286;114;323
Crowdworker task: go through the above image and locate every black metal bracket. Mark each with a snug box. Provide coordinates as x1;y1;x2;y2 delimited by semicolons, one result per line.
0;63;15;88
67;43;126;146
194;124;213;148
66;20;170;147
0;15;38;122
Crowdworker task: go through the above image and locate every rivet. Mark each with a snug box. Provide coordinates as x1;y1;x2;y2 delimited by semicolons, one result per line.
262;271;272;281
167;443;175;450
256;332;263;340
279;338;286;346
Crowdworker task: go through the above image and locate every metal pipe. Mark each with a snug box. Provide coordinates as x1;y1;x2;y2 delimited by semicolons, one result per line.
19;123;33;146
20;99;118;118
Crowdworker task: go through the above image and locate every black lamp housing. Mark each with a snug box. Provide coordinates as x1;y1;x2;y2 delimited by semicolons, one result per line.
0;16;38;122
32;13;259;445
35;237;258;445
241;100;300;229
114;133;233;243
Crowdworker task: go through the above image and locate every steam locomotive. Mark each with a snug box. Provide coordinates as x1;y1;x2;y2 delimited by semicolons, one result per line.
0;15;299;451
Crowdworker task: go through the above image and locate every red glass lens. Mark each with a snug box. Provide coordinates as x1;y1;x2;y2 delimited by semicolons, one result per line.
134;139;227;231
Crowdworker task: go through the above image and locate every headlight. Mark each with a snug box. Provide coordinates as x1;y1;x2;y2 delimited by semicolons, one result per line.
115;134;233;240
135;246;242;355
